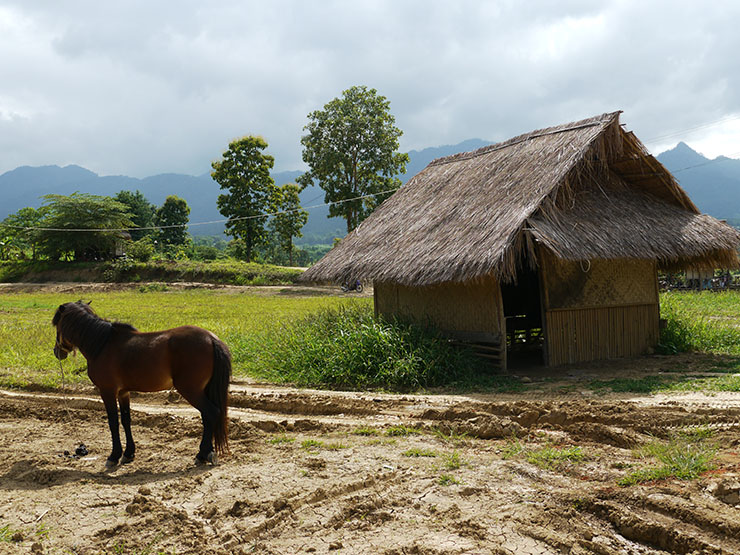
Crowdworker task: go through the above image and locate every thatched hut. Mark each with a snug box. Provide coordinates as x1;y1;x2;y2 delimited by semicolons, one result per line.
302;112;740;368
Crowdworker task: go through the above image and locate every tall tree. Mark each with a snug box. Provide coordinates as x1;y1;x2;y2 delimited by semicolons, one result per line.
154;195;190;247
37;193;132;261
114;190;156;241
211;135;278;262
272;183;309;266
297;85;409;233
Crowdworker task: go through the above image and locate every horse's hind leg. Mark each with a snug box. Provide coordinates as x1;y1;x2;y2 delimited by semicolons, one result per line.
175;387;218;464
101;390;123;467
119;391;135;464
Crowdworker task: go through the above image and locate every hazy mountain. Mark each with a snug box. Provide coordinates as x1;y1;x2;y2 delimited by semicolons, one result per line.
13;137;740;243
0;140;491;240
656;142;740;221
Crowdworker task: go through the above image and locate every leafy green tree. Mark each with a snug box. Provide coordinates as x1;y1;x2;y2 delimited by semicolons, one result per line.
37;193;133;261
0;206;48;260
114;190;156;241
272;183;308;266
154;195;190;247
297;85;409;233
211;135;278;262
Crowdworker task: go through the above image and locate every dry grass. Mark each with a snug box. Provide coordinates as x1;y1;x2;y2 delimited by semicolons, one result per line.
302;112;738;287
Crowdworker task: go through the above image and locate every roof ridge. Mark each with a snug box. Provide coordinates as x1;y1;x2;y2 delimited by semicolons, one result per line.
429;111;621;167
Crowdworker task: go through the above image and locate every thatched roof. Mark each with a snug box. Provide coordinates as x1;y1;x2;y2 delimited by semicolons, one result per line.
302;112;740;286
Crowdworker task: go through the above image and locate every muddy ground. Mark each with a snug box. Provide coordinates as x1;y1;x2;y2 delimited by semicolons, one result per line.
1;282;739;553
1;380;739;555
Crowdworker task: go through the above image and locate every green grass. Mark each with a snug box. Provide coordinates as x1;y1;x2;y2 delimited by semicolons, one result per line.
437;474;461;486
352;427;380;436
525;445;586;470
247;304;493;391
619;434;717;486
0;523;21;542
385;425;423;437
268;434;296;445
440;450;464;470
402;448;437;458
300;439;323;452
0;290;357;389
659;291;740;355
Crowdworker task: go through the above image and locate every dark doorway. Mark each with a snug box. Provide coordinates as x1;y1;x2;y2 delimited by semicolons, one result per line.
500;266;544;367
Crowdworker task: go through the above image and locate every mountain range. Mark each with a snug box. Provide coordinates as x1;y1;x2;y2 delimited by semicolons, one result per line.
1;139;738;241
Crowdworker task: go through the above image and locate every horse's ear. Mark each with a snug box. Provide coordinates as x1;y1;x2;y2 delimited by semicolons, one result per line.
58;304;66;312
87;300;92;305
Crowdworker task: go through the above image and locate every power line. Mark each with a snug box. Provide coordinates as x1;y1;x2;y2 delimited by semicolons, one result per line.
0;187;400;233
645;114;740;144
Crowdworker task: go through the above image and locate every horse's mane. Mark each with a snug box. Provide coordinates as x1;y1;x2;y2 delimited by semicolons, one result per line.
52;301;137;358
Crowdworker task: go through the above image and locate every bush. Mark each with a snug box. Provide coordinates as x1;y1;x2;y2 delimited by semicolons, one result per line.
243;304;490;391
126;238;155;262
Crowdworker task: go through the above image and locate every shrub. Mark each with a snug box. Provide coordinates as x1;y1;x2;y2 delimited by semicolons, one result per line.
247;304;485;391
126;238;155;262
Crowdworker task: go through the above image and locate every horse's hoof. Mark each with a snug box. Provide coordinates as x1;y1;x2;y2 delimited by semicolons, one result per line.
121;454;134;465
105;459;119;469
195;452;218;466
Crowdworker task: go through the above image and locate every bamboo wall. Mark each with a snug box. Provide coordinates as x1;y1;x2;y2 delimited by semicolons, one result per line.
374;276;504;337
540;251;659;366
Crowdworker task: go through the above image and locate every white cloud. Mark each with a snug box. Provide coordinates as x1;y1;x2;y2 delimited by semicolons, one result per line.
1;0;740;177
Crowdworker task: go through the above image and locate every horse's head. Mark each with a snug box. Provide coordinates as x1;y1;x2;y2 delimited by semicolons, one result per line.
52;301;94;360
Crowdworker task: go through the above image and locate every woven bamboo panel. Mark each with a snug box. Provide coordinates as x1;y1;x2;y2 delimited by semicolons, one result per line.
542;251;657;309
374;277;504;335
545;304;659;366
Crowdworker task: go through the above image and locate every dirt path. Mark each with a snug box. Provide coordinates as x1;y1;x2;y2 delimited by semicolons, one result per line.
1;384;739;554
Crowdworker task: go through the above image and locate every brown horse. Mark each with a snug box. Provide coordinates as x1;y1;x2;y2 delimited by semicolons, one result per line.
52;301;230;467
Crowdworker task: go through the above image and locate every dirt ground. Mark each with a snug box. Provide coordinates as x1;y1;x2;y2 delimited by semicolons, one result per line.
1;282;739;554
1;379;739;555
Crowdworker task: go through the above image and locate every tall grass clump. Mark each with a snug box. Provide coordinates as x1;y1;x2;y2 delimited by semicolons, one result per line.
659;291;740;355
248;304;483;391
619;433;717;486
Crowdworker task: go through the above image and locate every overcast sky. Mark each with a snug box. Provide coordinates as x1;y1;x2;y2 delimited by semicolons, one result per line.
1;0;740;178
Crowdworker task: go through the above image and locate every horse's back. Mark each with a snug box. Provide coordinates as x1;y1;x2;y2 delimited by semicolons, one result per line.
92;325;218;393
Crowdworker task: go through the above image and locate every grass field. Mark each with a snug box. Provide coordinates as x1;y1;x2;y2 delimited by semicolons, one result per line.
1;288;740;393
0;290;365;389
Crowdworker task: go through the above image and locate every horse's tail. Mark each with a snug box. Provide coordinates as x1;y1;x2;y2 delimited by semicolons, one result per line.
206;337;231;455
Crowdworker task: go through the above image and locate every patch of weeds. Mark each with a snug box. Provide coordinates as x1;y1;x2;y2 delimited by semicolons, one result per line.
301;439;324;452
619;435;717;486
402;448;437;458
35;521;50;540
611;461;634;470
664;374;740;393
588;375;670;394
138;283;169;293
437;474;461;486
385;425;422;437
366;438;397;446
268;434;296;445
0;524;22;542
526;446;586;470
353;427;379;436
433;428;470;446
501;437;524;460
441;450;465;470
678;425;714;442
325;442;348;451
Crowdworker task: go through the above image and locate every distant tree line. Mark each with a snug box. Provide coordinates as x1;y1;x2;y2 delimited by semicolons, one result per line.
1;84;407;267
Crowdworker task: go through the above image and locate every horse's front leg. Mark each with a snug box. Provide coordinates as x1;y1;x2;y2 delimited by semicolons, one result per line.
101;390;123;467
119;391;135;464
